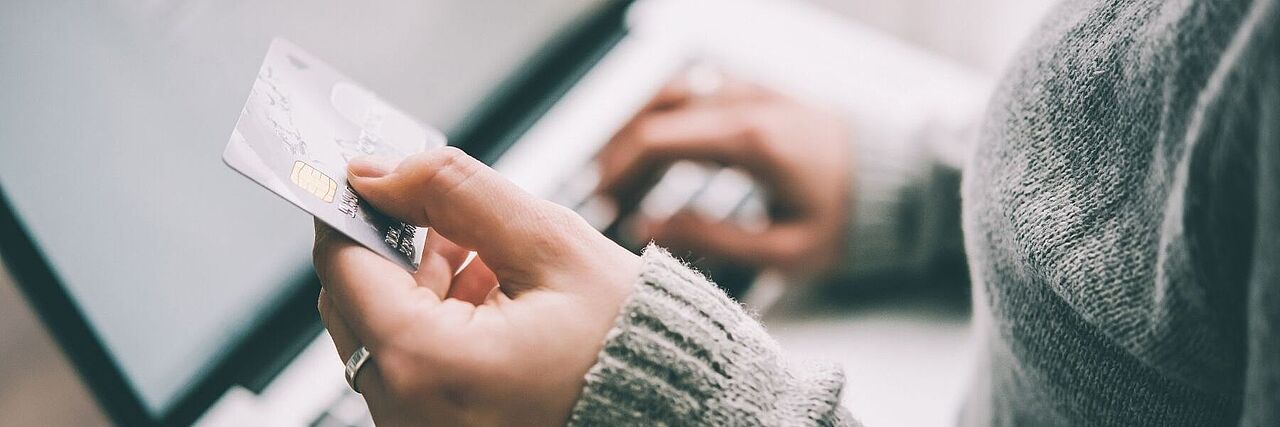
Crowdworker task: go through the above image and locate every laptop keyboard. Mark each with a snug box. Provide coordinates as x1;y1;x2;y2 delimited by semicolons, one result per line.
309;388;374;427
548;159;765;245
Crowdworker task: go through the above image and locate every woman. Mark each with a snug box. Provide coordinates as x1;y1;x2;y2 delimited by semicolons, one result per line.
312;0;1278;424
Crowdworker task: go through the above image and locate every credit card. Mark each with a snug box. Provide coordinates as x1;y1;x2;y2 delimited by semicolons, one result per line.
223;38;445;271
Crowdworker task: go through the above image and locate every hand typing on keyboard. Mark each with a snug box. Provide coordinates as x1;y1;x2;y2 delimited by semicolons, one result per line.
595;74;853;275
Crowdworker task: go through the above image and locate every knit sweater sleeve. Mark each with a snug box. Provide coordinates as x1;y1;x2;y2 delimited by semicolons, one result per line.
1243;9;1280;424
829;111;975;281
568;245;860;427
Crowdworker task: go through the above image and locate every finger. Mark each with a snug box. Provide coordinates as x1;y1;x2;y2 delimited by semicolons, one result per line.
410;231;473;296
593;77;698;201
318;288;360;360
314;219;440;349
447;256;499;305
640;76;694;112
643;70;770;111
318;289;385;395
596;105;768;198
426;231;473;274
702;79;776;105
348;147;594;291
597;76;776;199
649;212;808;269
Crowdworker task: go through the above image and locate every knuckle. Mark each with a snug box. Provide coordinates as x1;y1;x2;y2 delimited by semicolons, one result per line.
401;147;482;224
629;116;661;147
415;147;474;186
311;245;336;284
523;201;595;257
431;148;482;192
315;292;328;315
423;146;468;169
719;109;758;147
735;109;783;160
736;108;772;141
537;201;592;237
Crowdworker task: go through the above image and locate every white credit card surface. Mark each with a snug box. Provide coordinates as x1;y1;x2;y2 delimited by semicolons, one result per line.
223;38;445;271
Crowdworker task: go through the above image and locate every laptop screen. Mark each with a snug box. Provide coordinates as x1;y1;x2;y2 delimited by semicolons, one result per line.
0;0;602;415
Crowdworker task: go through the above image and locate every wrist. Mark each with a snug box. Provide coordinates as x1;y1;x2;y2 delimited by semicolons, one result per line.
832;113;931;279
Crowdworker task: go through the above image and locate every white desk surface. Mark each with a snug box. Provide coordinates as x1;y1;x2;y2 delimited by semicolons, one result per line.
760;282;974;427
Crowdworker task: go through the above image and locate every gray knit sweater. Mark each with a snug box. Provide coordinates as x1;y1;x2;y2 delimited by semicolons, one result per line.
568;0;1280;425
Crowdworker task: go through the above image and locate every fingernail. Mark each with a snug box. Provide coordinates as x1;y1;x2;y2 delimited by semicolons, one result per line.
348;155;400;178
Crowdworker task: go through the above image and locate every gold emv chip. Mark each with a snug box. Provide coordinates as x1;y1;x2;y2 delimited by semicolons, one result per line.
289;161;337;203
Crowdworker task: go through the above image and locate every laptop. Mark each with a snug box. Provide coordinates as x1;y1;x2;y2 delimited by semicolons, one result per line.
0;0;988;425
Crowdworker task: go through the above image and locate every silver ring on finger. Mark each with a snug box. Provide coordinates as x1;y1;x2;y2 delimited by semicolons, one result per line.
345;346;373;394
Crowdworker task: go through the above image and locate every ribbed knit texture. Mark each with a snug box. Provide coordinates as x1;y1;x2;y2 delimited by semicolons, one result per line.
568;246;858;426
838;116;970;281
569;0;1279;424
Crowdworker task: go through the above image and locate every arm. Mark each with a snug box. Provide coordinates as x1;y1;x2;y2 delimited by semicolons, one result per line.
570;245;861;426
593;71;983;283
832;109;977;282
310;148;861;426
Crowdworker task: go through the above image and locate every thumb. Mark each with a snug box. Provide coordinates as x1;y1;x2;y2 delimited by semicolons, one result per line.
346;147;598;290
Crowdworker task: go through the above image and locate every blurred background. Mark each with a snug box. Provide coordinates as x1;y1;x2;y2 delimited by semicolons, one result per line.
0;0;1053;425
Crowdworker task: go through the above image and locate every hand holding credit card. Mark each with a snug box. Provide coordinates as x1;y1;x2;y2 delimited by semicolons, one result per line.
224;38;446;271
